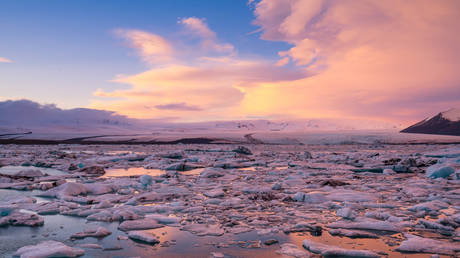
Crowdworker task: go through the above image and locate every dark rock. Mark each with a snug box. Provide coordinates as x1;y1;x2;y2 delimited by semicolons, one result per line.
401;109;460;136
78;166;105;176
320;179;349;187
264;239;279;245
232;146;252;155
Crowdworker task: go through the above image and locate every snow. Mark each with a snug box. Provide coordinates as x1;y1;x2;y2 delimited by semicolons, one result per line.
128;231;160;244
13;240;84;258
441;108;460;121
181;223;225;236
327;218;402;232
302;239;379;257
118;219;164;231
70;227;111;239
145;214;180;224
276;243;311;257
396;234;460;255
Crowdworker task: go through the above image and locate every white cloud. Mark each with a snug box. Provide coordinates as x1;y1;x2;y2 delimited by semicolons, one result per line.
179;17;235;54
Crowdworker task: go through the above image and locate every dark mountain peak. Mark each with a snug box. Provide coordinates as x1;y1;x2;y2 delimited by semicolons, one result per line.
401;109;460;136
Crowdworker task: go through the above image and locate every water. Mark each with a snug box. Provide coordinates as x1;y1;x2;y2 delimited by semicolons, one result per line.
0;212;447;258
102;167;205;178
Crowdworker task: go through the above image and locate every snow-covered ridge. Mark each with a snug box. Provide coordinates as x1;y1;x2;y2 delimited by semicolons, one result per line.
0;99;400;135
441;108;460;122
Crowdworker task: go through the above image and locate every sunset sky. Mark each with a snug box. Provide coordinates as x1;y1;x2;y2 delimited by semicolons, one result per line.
1;0;459;125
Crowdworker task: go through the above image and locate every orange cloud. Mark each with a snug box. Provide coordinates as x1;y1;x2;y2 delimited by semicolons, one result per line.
178;17;235;54
114;29;173;64
251;0;460;124
93;2;460;125
91;57;306;120
91;17;307;121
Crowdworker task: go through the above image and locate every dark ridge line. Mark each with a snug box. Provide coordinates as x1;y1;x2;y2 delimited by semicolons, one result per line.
61;133;155;142
0;131;32;137
0;137;247;145
244;133;265;144
0;138;459;146
400;131;460;137
378;141;460;145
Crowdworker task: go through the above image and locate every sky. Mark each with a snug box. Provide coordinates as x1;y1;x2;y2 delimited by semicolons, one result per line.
1;0;459;126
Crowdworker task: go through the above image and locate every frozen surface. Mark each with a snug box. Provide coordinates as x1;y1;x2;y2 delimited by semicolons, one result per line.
0;142;459;257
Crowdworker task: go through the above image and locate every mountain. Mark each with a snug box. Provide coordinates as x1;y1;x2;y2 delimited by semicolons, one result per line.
401;108;460;136
0;99;399;139
0;99;149;134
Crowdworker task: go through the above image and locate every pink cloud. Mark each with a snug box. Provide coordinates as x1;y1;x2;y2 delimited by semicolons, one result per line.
114;29;173;64
250;0;460;124
92;19;309;121
178;17;235;54
0;57;13;63
93;3;460;125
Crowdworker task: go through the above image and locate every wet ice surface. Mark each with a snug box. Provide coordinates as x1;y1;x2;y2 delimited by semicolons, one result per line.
0;166;68;176
0;144;459;257
101;167;166;178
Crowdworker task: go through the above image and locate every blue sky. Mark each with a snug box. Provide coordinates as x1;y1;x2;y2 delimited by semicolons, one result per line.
0;0;288;108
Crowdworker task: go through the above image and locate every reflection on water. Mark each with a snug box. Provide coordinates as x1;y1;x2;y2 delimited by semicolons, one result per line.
62;150;147;156
102;167;205;178
0;189;48;203
287;230;437;258
239;166;289;172
0;209;451;258
239;167;257;171
101;167;166;178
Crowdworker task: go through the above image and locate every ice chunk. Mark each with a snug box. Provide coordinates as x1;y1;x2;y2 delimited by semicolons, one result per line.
328;229;379;238
14;240;84;257
145;214;180;224
232;146;252;155
128;230;160;244
14;169;44;178
276;243;311;257
396;234;460;255
328;218;402;232
182;223;224;236
200;168;225;178
336;207;356;220
425;163;455;179
302;239;379;257
71;226;111;239
292;192;327;203
327;190;377;202
204;189;225;198
139;174;153;186
118;218;164;231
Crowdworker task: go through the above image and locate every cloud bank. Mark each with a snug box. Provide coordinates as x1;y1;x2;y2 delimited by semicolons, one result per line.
92;1;460;125
0;99;134;130
91;16;308;122
251;0;460;122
